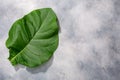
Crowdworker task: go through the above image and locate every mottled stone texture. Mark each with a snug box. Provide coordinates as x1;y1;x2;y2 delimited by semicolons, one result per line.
0;0;120;80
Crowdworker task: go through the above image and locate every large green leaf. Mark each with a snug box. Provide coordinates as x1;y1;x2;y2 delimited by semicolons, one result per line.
6;8;59;67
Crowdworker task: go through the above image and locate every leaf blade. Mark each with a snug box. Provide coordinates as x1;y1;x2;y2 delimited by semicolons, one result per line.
6;8;59;67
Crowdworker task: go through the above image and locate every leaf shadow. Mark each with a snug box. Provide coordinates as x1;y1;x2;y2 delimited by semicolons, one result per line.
14;64;26;71
14;56;54;74
26;56;54;74
57;18;61;33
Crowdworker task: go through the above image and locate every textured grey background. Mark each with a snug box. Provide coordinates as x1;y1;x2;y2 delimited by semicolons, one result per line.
0;0;120;80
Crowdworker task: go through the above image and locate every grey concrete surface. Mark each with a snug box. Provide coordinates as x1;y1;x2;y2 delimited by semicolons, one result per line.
0;0;120;80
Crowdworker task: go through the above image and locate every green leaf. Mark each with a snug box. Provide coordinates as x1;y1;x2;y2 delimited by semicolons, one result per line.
6;8;59;67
